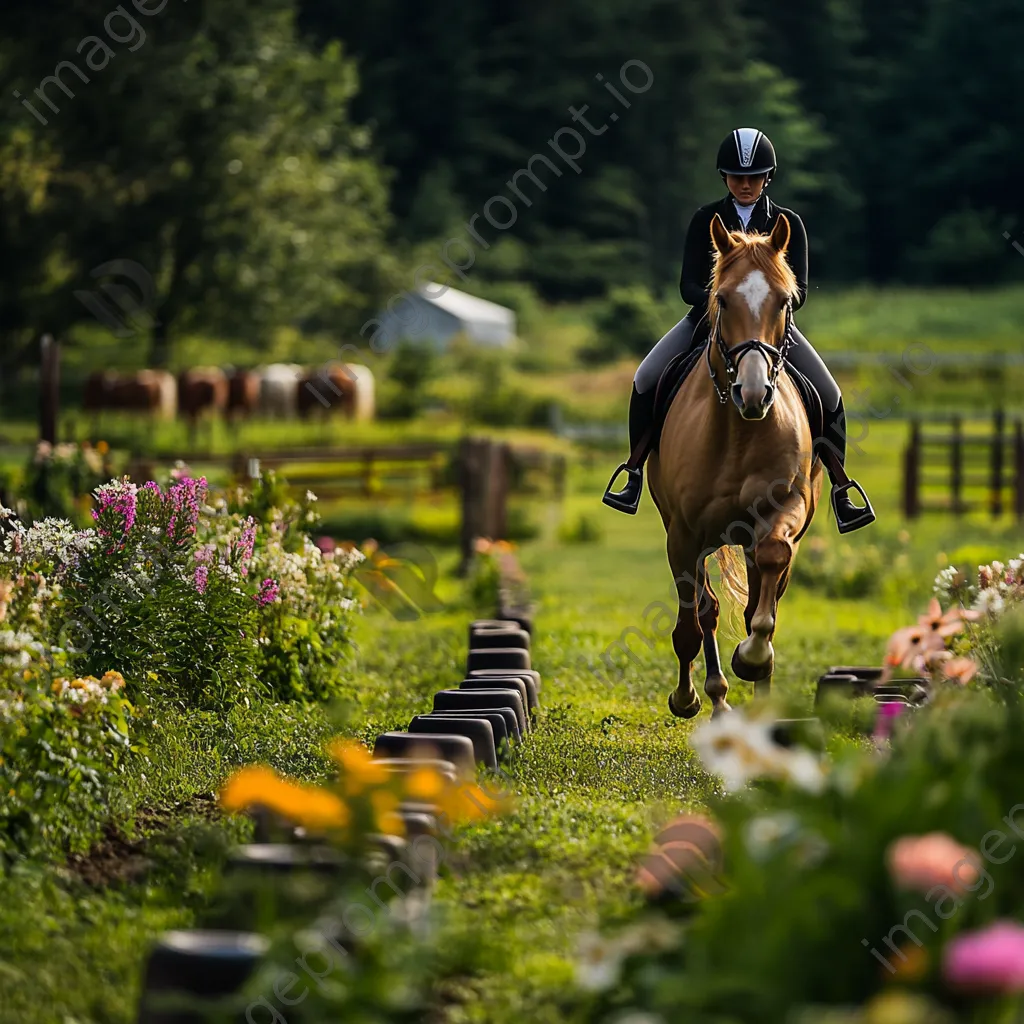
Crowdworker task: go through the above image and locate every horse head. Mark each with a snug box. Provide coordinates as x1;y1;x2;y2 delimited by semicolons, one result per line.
708;213;798;421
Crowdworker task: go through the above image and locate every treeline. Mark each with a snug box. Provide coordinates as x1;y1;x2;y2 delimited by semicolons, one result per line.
2;0;1022;371
302;0;1024;295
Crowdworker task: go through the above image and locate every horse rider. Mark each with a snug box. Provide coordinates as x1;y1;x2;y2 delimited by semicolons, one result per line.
602;128;875;535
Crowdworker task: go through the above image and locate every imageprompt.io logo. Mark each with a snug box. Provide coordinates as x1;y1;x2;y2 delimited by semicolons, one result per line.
353;542;445;621
74;259;159;337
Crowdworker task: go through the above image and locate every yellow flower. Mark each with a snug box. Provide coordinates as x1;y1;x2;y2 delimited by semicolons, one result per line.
101;671;126;691
405;768;446;802
220;765;350;832
370;789;404;835
441;782;511;823
328;739;389;793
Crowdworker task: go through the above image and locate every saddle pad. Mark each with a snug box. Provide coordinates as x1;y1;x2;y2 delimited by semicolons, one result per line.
652;341;824;461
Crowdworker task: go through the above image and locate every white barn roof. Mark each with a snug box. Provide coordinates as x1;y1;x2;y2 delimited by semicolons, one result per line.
418;284;515;329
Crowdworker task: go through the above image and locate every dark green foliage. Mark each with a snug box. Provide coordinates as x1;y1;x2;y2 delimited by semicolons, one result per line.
588;285;670;362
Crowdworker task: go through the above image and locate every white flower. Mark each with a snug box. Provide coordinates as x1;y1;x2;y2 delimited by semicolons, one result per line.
973;588;1005;617
576;932;624;992
745;812;801;859
691;710;827;794
305;491;318;503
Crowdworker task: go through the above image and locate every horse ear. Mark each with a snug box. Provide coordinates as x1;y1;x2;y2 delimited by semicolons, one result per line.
769;213;791;253
710;213;735;255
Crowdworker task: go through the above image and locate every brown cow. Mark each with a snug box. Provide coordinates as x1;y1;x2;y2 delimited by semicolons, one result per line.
177;367;228;422
297;362;374;420
226;369;261;421
83;370;176;419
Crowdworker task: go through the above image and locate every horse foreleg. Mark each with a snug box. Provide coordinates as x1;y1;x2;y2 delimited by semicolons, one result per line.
697;562;730;716
732;534;793;700
666;528;703;719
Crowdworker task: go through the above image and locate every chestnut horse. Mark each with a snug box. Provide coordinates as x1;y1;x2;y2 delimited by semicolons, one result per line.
647;213;823;718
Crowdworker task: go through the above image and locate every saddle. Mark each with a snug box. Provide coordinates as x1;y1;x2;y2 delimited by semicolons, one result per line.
650;328;825;461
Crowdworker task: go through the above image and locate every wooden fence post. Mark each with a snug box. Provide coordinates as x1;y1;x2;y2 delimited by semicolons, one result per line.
951;415;963;516
903;419;920;519
991;408;1005;519
39;334;59;445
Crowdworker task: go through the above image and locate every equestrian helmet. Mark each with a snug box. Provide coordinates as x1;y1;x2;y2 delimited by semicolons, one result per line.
717;128;776;181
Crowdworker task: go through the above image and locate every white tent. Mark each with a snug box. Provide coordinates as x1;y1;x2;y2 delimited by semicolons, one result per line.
373;283;516;351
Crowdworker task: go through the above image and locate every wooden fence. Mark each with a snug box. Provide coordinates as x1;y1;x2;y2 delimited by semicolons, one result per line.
902;411;1024;518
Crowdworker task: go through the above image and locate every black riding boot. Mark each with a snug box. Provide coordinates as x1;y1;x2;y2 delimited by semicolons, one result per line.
821;399;876;534
602;384;657;514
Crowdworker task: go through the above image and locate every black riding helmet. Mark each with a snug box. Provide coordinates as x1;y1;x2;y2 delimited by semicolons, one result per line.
716;128;776;185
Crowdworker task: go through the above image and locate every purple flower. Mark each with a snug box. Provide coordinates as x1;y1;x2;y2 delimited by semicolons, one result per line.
92;479;139;546
194;545;215;565
236;517;258;575
944;922;1024;992
194;565;209;595
167;476;207;541
872;701;905;743
254;577;280;607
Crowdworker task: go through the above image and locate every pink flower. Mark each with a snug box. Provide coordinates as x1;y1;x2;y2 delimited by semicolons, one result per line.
166;476;207;541
91;479;139;548
872;702;905;744
315;536;335;553
886;832;980;895
944;922;1024;993
236;517;258;575
942;657;979;686
194;545;215;566
254;578;280;607
194;565;209;595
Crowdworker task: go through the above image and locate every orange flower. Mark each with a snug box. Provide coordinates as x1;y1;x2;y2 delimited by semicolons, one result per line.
96;440;109;455
888;943;930;982
101;670;126;691
918;598;981;638
405;767;446;802
887;832;980;895
942;657;979;686
440;781;511;823
370;789;404;836
220;765;349;832
328;739;389;793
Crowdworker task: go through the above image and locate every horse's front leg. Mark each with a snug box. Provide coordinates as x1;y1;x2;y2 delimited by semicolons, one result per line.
697;563;731;716
666;527;704;719
732;533;793;700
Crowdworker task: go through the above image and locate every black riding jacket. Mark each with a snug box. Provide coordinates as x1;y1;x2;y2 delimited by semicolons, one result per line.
679;192;809;315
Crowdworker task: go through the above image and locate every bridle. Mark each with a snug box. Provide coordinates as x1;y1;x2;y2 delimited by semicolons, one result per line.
705;296;795;407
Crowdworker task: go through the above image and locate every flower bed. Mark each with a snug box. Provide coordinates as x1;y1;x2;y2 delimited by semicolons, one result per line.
573;551;1024;1023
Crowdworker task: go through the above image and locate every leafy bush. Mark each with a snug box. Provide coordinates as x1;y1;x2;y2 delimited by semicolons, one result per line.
3;441;110;525
559;513;605;545
379;341;438;420
587;285;667;362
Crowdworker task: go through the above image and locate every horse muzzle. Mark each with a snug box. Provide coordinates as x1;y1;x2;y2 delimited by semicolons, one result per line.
731;381;775;420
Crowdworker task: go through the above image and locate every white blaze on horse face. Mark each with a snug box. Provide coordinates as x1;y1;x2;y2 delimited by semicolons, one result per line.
736;348;771;418
736;269;771;320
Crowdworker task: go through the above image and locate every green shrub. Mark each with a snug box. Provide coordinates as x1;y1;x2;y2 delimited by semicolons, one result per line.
587;285;667;362
379;341;438;420
559;513;604;545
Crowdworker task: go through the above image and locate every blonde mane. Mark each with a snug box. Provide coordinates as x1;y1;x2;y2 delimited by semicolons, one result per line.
708;230;798;325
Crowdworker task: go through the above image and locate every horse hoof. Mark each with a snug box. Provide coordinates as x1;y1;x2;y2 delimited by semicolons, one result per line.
710;701;732;719
731;646;773;683
669;689;701;719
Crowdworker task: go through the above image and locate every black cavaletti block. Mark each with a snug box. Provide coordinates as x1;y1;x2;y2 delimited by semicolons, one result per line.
137;929;269;1023
770;718;824;749
467;666;542;695
372;732;475;775
467;647;531;672
459;678;533;726
815;672;930;708
373;758;459;783
429;706;520;744
224;843;344;875
409;715;497;770
828;665;884;681
433;688;527;735
497;608;534;634
417;710;512;754
463;671;539;711
469;624;531;652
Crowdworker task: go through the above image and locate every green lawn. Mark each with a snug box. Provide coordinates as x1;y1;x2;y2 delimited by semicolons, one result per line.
1;408;1023;1022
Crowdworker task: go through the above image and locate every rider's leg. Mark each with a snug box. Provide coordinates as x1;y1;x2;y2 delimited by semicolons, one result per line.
602;311;702;514
786;325;875;533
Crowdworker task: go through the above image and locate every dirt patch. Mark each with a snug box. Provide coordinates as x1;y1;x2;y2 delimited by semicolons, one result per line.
64;792;222;888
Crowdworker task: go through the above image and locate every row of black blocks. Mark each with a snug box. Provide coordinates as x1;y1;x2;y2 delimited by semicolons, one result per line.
136;617;539;1022
814;665;929;709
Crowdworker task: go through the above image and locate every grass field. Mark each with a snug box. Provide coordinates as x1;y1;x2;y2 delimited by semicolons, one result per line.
2;291;1024;1020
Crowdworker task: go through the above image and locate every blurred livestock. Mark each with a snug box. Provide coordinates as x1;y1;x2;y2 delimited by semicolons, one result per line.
258;363;302;418
297;362;375;421
83;369;177;419
177;367;228;420
226;368;261;420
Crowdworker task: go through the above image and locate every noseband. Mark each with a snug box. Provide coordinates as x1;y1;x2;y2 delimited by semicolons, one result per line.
706;298;794;406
